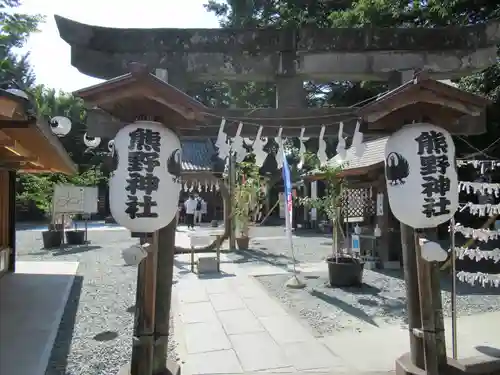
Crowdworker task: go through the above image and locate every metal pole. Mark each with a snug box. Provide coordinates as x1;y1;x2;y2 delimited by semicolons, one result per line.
228;152;236;250
450;217;458;359
84;216;88;244
61;214;65;246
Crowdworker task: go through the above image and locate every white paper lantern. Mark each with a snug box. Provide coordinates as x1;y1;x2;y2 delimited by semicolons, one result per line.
83;133;101;148
122;244;148;266
109;121;182;233
49;116;72;137
384;123;458;229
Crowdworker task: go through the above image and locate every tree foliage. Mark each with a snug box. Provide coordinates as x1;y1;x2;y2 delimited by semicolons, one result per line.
0;0;43;86
233;161;262;236
16;168;106;214
204;0;500;158
2;1;108;217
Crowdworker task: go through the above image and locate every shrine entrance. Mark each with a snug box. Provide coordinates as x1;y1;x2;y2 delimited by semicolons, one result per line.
56;14;500;375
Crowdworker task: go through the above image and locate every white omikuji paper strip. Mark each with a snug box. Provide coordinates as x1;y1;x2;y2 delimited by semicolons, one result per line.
463;202;500;216
458;181;500;196
450;247;500;263
456;271;500;288
452;223;500;242
457;160;500;169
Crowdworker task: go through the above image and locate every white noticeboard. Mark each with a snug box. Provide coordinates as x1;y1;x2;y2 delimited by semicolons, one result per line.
83;187;98;214
53;184;99;214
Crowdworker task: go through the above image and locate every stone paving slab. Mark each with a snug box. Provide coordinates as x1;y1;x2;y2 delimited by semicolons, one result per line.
218;309;265;335
184;349;243;374
230;331;291;372
321;310;500;373
184;321;232;354
259;315;315;344
172;266;353;375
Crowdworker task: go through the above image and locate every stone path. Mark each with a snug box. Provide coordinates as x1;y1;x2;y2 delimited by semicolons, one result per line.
173;251;500;375
172;271;352;375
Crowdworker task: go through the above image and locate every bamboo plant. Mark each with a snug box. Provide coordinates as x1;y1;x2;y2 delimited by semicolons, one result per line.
232;161;262;238
300;164;347;262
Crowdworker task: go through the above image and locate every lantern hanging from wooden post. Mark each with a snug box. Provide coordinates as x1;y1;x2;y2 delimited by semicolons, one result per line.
384;123;458;229
109;120;182;233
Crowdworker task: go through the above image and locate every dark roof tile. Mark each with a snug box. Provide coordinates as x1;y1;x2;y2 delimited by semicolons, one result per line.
181;139;216;172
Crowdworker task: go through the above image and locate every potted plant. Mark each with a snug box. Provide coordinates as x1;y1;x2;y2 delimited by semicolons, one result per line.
16;174;64;249
232;162;262;250
65;219;86;245
301;165;364;287
43;218;64;249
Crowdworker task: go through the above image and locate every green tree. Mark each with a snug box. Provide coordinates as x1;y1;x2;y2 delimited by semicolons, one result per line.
205;0;500;158
0;0;44;86
17;87;109;216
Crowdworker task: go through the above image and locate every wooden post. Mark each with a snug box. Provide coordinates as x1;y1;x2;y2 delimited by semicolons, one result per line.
152;216;178;374
130;234;157;375
390;70;425;370
414;231;441;375
425;230;448;372
7;170;16;272
228;152;236;249
400;224;425;368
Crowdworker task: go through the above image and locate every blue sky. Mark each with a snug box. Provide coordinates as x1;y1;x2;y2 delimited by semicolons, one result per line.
17;0;220;93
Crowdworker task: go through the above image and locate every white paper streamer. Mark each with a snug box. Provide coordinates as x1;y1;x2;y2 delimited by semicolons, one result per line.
297;127;307;169
457;160;500;169
452;223;500;242
275;128;284;169
336;122;347;160
232;122;247;163
451;247;500;263
317;125;328;166
351;121;366;158
456;271;500;287
252;126;267;167
458;181;500;197
215;118;230;160
463;202;500;216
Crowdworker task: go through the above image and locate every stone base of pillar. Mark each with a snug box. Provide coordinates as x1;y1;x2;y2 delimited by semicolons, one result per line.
117;359;181;375
396;352;500;375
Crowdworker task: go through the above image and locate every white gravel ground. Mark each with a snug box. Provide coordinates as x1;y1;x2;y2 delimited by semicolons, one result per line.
16;229;179;375
255;269;500;336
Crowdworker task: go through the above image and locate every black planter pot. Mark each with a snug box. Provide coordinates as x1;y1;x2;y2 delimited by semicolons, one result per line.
42;230;63;249
326;256;364;287
236;236;250;250
211;220;219;228
66;230;85;245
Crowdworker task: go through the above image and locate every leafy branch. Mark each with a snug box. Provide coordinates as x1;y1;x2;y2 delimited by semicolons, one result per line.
233;160;263;237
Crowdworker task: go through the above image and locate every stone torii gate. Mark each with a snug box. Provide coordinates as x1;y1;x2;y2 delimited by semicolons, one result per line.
56;16;499;375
